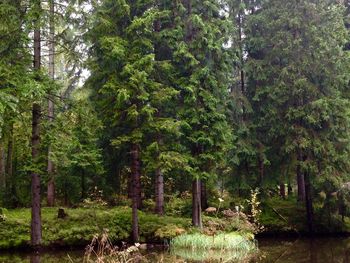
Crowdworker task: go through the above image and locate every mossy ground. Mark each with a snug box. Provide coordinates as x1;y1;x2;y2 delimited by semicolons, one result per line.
0;206;190;249
260;197;350;235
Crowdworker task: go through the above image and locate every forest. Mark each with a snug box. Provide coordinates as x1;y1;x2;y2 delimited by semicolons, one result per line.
1;0;350;262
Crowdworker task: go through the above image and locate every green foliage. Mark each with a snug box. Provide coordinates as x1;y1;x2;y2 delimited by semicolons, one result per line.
0;207;191;249
165;195;192;217
171;232;256;251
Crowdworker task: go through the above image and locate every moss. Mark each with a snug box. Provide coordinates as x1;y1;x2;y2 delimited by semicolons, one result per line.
0;207;190;249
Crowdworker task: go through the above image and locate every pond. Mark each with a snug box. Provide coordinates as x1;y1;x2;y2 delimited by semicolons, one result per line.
0;237;349;262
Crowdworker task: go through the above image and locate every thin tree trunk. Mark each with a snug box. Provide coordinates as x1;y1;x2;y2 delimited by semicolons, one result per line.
304;171;314;234
46;0;55;207
31;103;42;247
192;179;202;227
237;1;245;96
31;0;42;247
155;167;164;215
288;183;292;196
280;183;286;199
201;181;208;210
0;138;5;189
297;149;305;201
6;124;14;193
64;178;68;206
81;170;86;200
258;155;264;187
131;144;142;209
153;0;165;216
131;144;140;242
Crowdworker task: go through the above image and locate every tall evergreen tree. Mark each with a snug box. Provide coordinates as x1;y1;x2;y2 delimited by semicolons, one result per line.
31;0;43;246
87;0;182;240
246;0;350;232
167;0;232;227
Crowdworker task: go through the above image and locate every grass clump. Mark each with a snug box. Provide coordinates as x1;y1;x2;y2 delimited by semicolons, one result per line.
171;232;255;251
170;232;256;262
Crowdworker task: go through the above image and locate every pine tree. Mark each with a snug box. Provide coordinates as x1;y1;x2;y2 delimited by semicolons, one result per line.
31;0;43;247
246;0;350;232
167;0;232;227
87;0;182;240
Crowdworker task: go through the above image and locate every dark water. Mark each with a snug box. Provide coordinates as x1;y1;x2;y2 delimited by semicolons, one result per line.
1;237;350;262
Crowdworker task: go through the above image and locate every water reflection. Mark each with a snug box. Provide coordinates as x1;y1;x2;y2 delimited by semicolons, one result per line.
258;237;350;263
2;238;350;262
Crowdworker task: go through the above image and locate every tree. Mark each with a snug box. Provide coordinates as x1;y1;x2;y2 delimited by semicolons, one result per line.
87;0;182;241
167;0;232;227
31;0;43;246
246;0;350;232
47;0;55;207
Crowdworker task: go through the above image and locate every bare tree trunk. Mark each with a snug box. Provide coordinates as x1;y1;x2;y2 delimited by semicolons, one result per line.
0;138;5;189
258;156;264;187
31;103;42;247
192;179;202;227
31;0;42;247
6;125;14;192
132;144;142;209
131;144;140;242
155;167;164;215
304;171;314;234
201;181;208;210
81;170;86;200
297;149;305;202
153;0;165;216
288;183;293;196
280;183;286;199
47;0;55;207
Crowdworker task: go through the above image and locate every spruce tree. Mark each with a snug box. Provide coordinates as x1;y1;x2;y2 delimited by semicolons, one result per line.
87;0;182;240
167;0;232;227
246;0;350;232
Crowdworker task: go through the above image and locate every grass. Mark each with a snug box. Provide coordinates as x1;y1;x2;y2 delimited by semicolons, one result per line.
170;232;257;262
0;206;190;249
171;232;256;251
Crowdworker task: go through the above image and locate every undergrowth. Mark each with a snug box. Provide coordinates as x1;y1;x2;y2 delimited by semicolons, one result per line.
0;207;190;249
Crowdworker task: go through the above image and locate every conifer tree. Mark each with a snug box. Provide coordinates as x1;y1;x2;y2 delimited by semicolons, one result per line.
31;0;43;246
167;0;232;227
246;0;350;232
87;0;182;240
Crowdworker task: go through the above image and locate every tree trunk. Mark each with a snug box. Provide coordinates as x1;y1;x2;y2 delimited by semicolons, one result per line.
192;179;202;228
47;0;55;207
288;183;292;196
153;0;165;216
6;124;14;193
0;139;5;189
131;144;140;242
5;124;16;207
64;178;68;207
280;183;286;199
131;144;142;209
201;181;208;210
31;0;42;247
304;171;314;234
31;103;42;247
155;167;164;215
81;170;86;200
258;156;264;187
297;150;305;201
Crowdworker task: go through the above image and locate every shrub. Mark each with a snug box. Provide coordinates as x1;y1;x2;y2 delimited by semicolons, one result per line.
165;195;192;217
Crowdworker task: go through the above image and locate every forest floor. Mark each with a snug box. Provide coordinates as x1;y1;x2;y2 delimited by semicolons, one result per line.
0;206;190;250
259;197;350;236
1;198;350;250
